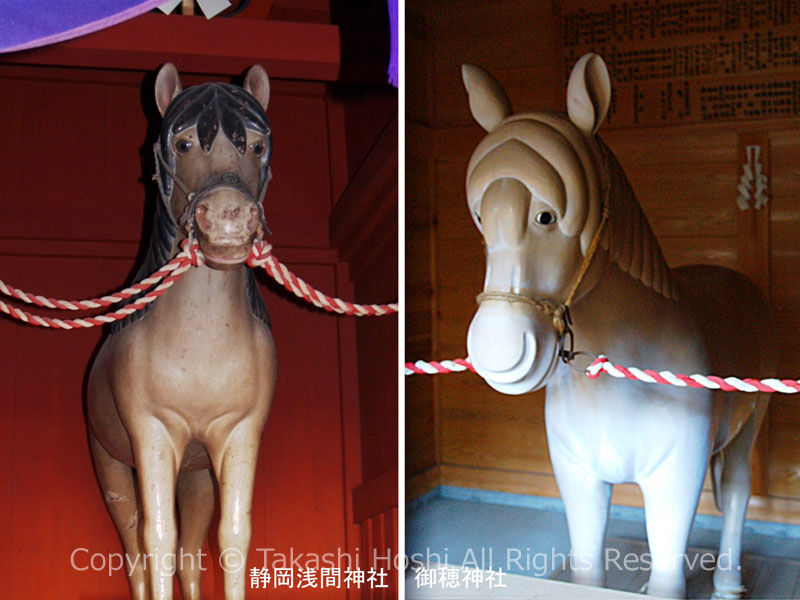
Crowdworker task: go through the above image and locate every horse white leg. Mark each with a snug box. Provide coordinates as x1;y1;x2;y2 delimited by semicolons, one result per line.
209;419;263;600
712;400;768;600
640;461;706;599
551;453;612;588
132;422;185;600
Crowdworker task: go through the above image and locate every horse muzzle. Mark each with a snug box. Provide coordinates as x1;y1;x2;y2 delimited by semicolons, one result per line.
467;298;561;394
189;173;264;269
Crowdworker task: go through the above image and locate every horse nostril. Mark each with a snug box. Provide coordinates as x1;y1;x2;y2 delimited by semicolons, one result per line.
196;205;210;230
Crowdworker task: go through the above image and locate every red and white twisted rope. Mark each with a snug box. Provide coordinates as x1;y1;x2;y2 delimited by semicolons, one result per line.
586;356;800;394
247;241;398;317
0;242;199;329
404;355;800;395
404;359;474;376
0;240;396;330
0;251;193;311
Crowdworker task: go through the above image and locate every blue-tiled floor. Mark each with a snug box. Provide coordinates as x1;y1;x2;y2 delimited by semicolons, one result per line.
407;486;800;598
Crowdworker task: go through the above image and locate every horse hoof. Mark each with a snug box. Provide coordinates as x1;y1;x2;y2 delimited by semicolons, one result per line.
711;584;746;600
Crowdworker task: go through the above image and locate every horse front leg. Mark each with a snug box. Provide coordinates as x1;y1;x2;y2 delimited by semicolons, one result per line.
551;452;612;588
639;454;707;599
208;418;265;600
131;420;187;600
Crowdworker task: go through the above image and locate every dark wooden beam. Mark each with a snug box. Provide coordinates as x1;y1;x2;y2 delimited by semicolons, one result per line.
329;114;397;278
0;13;340;81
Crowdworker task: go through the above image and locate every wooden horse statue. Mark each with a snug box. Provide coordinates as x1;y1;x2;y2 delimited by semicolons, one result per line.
87;63;276;600
462;53;775;599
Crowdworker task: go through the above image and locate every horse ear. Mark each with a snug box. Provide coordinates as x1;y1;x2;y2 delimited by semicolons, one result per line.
244;65;270;111
461;64;512;132
567;53;611;135
155;63;182;117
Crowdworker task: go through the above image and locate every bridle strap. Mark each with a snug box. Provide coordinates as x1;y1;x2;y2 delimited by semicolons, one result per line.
153;143;193;199
475;197;611;339
152;142;271;236
475;291;568;335
564;201;610;307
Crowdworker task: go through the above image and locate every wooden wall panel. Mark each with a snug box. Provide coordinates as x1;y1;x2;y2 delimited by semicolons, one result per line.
357;507;397;599
405;4;438;489
623;163;738;237
430;0;563;127
440;384;551;474
564;0;800;128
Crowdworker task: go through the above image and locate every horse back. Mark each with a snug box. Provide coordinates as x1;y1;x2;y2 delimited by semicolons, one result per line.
673;264;778;379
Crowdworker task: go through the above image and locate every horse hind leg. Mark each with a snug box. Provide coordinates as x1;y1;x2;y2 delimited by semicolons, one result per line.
176;468;215;600
89;432;149;600
712;397;769;600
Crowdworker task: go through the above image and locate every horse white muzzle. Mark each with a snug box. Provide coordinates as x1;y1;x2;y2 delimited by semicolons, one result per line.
467;300;560;394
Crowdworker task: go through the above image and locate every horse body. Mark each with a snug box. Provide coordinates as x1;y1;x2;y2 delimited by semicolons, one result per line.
462;54;773;598
86;63;276;600
88;265;275;471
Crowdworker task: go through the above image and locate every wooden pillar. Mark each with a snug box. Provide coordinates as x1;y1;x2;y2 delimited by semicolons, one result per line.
736;132;771;497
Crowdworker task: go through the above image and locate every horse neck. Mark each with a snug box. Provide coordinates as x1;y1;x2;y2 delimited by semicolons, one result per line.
602;146;678;302
151;258;251;325
571;257;696;366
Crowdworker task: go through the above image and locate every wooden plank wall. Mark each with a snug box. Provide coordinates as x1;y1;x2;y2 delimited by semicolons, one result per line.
331;107;399;598
406;0;564;498
407;0;800;522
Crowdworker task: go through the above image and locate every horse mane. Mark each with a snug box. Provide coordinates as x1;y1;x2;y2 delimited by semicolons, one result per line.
599;140;679;301
109;198;176;334
487;111;677;302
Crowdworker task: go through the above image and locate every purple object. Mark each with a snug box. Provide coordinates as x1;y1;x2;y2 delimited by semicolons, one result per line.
0;0;164;53
387;0;397;87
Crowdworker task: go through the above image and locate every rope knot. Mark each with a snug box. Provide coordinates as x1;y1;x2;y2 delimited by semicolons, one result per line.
586;355;608;379
180;238;203;267
247;240;273;268
548;303;567;337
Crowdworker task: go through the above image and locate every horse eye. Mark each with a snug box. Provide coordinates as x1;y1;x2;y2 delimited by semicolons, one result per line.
535;210;557;226
250;141;265;156
175;139;193;154
474;211;482;225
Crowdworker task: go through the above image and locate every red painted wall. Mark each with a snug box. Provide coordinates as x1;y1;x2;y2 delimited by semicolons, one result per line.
0;52;395;600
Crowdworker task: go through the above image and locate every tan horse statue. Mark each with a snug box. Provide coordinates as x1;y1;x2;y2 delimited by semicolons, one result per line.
463;53;775;599
87;63;276;600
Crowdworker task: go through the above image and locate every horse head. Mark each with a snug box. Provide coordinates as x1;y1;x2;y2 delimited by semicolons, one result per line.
154;63;272;269
463;54;615;394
